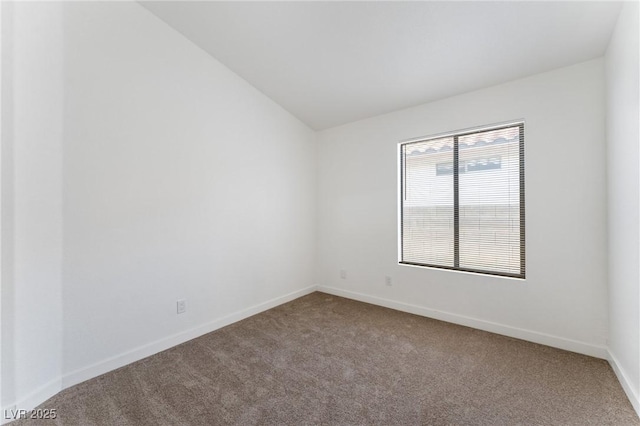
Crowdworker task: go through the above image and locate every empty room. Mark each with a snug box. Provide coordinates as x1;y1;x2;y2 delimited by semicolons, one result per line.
1;0;639;424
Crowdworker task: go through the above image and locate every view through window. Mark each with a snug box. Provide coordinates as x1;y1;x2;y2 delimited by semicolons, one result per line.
400;122;525;278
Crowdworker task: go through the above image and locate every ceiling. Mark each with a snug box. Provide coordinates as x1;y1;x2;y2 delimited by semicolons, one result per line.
140;1;622;130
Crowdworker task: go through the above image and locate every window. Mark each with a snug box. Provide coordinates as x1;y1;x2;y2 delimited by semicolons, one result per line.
399;122;525;278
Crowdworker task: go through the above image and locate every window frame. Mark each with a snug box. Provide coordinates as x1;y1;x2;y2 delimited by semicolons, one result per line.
398;121;526;279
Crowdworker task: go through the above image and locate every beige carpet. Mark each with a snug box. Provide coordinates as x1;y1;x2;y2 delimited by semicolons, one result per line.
13;292;639;425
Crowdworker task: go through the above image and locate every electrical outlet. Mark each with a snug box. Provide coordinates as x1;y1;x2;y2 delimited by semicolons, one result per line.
340;269;347;279
385;276;392;286
177;299;186;314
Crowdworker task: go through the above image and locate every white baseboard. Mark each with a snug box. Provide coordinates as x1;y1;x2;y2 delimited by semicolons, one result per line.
5;285;632;423
608;349;640;417
2;285;317;422
317;285;608;359
62;285;317;389
1;378;61;425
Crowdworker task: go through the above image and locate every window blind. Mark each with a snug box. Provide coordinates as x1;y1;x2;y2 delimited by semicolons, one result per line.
400;123;525;278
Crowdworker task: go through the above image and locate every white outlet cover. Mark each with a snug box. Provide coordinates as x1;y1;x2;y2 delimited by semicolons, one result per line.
177;299;186;314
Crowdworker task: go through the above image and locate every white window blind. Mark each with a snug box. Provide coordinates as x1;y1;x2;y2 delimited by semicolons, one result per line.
400;122;525;278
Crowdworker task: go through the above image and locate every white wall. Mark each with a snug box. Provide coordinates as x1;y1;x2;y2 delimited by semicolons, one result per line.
2;1;316;413
317;59;608;357
61;1;316;382
1;1;64;412
606;0;640;412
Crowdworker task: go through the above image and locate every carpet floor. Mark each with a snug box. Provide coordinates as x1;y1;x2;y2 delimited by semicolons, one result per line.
13;292;639;425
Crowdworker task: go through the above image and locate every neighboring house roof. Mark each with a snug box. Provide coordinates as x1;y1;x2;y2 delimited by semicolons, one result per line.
405;128;520;156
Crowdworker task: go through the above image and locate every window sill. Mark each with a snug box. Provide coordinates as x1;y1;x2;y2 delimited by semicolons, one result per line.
398;261;526;281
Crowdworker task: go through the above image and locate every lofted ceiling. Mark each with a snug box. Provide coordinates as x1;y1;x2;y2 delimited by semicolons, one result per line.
140;1;622;130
